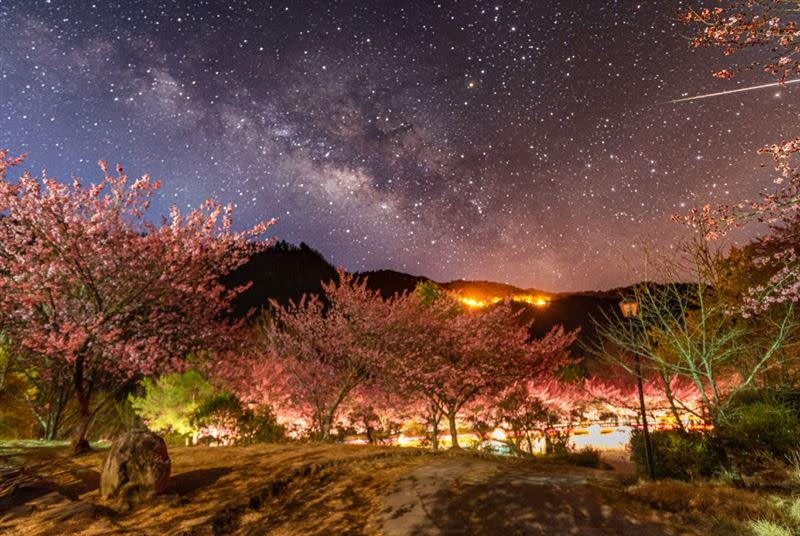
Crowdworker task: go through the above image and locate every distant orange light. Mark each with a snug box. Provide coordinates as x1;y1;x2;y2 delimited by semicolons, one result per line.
456;294;549;308
511;295;549;306
460;297;484;308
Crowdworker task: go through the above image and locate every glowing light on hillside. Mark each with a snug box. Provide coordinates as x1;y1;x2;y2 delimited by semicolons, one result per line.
455;294;549;308
458;296;502;308
510;295;550;306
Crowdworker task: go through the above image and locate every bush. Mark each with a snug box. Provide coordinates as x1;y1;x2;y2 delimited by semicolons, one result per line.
238;405;285;444
716;401;800;464
192;393;242;445
563;447;602;468
630;430;722;480
192;393;284;446
538;447;602;468
129;370;216;439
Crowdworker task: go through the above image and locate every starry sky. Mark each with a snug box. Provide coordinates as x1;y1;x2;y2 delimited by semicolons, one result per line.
0;1;796;292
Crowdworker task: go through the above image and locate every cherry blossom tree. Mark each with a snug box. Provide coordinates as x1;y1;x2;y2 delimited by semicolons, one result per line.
238;271;391;441
0;152;273;452
682;3;800;82
384;288;577;449
469;379;586;455
344;382;409;444
679;3;800;312
582;373;706;429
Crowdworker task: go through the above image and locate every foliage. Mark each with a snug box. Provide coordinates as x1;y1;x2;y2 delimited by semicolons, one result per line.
0;152;273;451
129;370;216;440
480;379;588;455
384;285;577;449
192;392;284;445
0;155;276;449
538;447;602;468
0;337;73;440
713;246;800;391
680;3;800;313
630;430;722;480
344;383;407;444
14;359;74;440
237;404;285;444
0;351;38;439
583;371;704;430
716;400;800;464
192;392;244;445
86;388;141;440
229;270;391;441
590;246;797;426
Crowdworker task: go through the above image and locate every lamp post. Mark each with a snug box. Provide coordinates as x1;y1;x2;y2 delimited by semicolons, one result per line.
619;297;656;480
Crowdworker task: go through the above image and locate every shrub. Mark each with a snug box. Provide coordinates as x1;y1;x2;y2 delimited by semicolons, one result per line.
716;401;800;465
238;405;285;444
192;393;242;445
192;393;284;446
563;447;602;468
538;447;602;468
129;370;216;440
630;430;722;480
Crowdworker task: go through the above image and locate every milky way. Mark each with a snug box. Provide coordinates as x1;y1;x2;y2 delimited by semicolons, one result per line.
1;1;797;291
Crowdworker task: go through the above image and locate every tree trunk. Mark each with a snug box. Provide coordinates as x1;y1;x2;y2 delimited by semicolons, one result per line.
70;356;92;455
431;425;439;451
448;412;460;450
661;372;685;433
45;411;61;441
71;406;92;455
427;402;442;451
320;417;332;442
24;385;68;441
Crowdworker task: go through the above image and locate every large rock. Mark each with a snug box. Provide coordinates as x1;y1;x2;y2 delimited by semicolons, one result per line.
100;430;170;503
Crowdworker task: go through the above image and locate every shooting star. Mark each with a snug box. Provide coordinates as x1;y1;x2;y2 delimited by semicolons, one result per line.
669;78;800;104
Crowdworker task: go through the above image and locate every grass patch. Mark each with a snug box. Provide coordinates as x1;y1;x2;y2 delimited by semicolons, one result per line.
0;439;108;459
627;479;783;531
749;519;793;536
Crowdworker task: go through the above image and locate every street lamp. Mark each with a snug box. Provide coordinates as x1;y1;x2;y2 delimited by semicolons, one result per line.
619;297;656;479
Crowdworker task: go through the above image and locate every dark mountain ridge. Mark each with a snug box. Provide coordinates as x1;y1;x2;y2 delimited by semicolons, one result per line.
228;241;630;344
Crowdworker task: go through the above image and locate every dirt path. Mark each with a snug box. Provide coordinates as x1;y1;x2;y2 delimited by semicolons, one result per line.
382;458;697;536
2;444;702;535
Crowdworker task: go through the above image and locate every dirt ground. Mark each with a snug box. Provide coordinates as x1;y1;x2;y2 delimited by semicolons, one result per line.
0;443;717;535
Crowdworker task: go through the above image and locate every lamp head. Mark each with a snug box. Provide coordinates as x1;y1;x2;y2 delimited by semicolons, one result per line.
619;297;639;318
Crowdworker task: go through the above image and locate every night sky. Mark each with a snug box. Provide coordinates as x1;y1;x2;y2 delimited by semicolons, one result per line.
1;1;796;291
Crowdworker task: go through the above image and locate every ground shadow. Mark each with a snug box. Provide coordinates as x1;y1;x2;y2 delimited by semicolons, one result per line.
0;480;59;514
56;468;100;500
421;473;674;536
170;467;232;495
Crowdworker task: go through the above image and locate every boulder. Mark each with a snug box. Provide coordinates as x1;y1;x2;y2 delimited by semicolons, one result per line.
100;430;170;503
